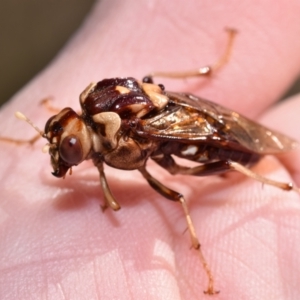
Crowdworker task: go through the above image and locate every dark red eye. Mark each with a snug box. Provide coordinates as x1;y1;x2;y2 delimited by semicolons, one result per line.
59;135;83;165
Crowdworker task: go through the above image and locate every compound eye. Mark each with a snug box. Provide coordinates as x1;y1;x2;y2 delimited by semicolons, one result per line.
59;135;83;165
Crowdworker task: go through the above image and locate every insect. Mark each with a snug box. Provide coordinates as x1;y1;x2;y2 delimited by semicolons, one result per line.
3;28;299;295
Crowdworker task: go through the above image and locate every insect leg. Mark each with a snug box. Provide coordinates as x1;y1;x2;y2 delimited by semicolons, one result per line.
180;158;297;192
39;98;62;114
153;155;299;192
152;154;231;176
227;161;298;192
0;134;40;145
138;166;218;295
96;162;121;211
143;27;237;83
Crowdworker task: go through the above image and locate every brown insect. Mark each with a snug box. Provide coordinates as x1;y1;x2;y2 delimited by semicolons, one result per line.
3;29;299;295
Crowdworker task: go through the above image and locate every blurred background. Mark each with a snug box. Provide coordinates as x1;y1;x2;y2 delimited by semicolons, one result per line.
0;0;299;107
0;0;95;106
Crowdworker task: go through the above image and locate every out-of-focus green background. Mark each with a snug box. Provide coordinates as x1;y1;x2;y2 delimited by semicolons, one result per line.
0;0;95;106
0;1;299;106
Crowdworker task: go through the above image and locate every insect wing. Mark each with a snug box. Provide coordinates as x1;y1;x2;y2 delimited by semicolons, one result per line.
220;110;298;154
140;95;217;141
141;92;298;154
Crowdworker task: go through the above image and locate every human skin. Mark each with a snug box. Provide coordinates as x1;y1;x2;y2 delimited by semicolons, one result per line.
1;0;300;299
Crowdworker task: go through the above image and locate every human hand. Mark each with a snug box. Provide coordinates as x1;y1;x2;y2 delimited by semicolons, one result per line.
1;1;300;299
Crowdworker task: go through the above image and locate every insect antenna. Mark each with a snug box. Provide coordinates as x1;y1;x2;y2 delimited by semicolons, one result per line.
0;112;47;145
15;111;45;138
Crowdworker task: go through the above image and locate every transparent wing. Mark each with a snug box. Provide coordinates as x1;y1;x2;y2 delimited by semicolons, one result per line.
140;92;298;154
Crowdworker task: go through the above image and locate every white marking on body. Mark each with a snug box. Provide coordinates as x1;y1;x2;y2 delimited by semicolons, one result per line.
92;112;121;150
92;112;121;138
115;85;131;94
79;82;97;104
181;145;198;156
141;82;162;93
141;82;168;109
149;93;169;109
42;144;50;153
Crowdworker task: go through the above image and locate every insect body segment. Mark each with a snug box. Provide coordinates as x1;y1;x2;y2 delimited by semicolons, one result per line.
45;78;169;178
80;78;167;118
44;107;93;177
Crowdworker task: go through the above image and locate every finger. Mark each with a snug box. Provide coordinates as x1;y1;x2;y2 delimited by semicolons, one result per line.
1;1;300;299
259;93;300;185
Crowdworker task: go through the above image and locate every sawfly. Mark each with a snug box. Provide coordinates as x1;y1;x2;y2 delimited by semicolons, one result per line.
2;28;299;295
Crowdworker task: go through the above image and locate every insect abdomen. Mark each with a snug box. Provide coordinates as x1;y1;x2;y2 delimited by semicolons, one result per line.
173;143;261;166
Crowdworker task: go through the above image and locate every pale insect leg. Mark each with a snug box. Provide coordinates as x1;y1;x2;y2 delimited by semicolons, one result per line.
96;162;121;211
145;27;237;80
0;133;40;145
138;166;218;295
152;154;299;193
228;161;298;192
40;98;62;114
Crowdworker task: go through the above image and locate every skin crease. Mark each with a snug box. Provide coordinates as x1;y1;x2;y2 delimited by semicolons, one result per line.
1;0;300;299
